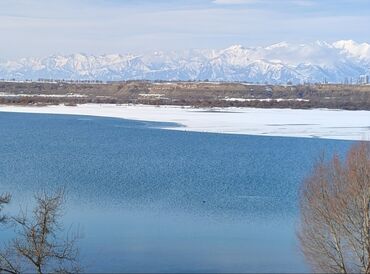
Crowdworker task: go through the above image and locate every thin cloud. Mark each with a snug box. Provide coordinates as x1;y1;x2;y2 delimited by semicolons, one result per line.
212;0;314;5
0;0;369;58
213;0;256;4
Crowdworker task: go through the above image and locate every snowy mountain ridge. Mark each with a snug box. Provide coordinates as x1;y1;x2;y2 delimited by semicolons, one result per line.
1;40;370;83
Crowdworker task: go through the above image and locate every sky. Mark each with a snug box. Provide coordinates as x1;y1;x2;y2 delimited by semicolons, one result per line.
0;0;369;58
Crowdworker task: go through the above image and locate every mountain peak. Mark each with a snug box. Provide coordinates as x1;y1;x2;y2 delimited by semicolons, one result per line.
265;41;289;50
1;40;369;83
333;40;370;61
313;40;331;47
334;39;357;47
224;45;245;51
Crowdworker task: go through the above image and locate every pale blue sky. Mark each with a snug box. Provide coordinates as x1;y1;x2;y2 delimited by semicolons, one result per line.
1;0;369;58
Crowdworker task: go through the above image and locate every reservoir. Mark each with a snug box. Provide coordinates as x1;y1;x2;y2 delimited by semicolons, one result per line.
0;112;351;272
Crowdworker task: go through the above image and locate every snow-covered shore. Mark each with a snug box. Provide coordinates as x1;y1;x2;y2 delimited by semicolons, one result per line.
0;104;369;141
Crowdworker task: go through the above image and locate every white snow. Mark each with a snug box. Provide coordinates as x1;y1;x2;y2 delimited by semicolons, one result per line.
0;104;369;141
0;93;87;98
138;93;165;97
223;97;310;102
333;40;370;61
1;40;370;83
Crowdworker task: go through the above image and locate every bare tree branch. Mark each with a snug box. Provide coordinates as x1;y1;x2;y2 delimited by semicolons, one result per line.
298;142;370;274
0;190;81;274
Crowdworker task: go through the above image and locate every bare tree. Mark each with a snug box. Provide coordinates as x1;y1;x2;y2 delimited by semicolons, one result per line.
0;193;10;223
298;142;370;273
0;191;81;274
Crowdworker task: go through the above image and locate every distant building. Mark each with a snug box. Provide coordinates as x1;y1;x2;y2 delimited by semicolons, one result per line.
359;75;369;85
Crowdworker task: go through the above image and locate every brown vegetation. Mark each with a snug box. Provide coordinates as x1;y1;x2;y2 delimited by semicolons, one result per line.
0;81;370;110
298;142;370;273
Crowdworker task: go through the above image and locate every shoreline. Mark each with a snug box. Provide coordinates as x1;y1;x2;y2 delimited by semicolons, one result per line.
0;104;369;141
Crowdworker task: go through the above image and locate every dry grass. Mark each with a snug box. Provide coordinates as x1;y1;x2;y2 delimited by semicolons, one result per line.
0;81;369;110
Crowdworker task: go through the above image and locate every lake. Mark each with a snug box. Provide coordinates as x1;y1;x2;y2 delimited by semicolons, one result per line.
0;112;352;272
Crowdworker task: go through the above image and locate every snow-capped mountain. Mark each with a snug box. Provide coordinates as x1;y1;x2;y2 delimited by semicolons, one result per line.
1;40;369;83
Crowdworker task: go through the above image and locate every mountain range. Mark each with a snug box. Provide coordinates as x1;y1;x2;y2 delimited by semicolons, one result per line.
1;40;370;84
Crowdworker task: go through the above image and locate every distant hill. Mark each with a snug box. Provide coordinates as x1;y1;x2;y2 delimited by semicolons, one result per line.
1;40;370;84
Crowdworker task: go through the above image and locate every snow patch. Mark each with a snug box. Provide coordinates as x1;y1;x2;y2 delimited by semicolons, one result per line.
0;104;369;141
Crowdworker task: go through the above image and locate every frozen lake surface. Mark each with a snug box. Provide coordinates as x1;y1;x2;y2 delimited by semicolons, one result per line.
0;104;369;140
0;112;353;272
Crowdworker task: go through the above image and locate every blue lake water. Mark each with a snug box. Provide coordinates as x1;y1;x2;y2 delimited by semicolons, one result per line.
0;112;352;272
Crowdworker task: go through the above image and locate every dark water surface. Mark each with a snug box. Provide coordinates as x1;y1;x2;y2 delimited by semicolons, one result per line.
0;112;352;272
